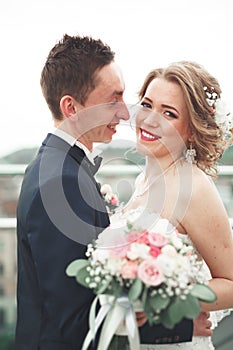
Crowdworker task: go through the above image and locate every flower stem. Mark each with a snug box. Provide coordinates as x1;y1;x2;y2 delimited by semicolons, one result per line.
108;335;129;350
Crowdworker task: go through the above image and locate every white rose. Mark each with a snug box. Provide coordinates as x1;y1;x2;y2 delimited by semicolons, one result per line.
214;99;230;124
157;254;177;276
169;232;183;250
150;218;170;235
100;184;112;195
105;258;125;274
161;244;178;257
91;248;110;263
127;242;150;260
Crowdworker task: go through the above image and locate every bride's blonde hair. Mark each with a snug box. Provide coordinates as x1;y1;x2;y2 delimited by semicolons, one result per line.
138;61;233;177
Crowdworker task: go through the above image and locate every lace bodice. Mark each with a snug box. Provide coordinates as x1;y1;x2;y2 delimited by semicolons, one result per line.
176;233;232;330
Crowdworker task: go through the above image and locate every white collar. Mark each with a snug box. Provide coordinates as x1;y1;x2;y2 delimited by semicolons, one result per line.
53;128;95;164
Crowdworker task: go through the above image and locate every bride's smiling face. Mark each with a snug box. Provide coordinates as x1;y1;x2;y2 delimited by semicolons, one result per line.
136;77;191;159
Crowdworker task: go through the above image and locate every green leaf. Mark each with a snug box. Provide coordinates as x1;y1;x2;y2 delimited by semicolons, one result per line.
166;294;200;326
141;288;151;317
75;266;90;288
108;335;129;350
110;279;123;297
190;284;217;303
160;309;175;329
141;287;148;304
96;278;112;294
128;279;143;302
168;298;187;325
147;311;156;326
182;294;200;319
149;294;170;311
66;259;89;277
126;221;134;231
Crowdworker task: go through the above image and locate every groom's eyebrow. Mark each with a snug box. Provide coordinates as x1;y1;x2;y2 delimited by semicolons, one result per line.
144;96;153;103
112;90;124;97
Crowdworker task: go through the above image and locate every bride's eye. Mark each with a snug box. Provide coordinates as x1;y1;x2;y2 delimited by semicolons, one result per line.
164;110;177;119
141;101;152;109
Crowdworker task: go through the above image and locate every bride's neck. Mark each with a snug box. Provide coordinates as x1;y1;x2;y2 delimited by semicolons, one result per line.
144;155;182;180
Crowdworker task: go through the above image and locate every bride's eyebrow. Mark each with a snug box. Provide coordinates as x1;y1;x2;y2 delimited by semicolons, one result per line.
162;104;179;113
143;97;179;115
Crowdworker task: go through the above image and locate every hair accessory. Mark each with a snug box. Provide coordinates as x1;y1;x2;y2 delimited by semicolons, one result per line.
204;86;233;140
185;143;196;163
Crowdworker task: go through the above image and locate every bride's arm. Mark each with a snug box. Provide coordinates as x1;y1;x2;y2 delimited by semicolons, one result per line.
182;170;233;312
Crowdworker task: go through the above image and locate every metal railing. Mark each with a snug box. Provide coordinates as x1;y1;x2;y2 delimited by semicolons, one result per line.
0;163;233;176
1;218;232;231
0;163;232;226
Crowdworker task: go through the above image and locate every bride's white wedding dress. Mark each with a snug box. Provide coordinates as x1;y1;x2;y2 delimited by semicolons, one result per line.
107;207;232;350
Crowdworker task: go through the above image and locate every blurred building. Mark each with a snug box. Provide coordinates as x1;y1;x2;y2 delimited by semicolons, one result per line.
0;225;17;330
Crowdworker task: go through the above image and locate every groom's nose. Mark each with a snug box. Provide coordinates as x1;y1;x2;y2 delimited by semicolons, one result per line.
115;102;130;121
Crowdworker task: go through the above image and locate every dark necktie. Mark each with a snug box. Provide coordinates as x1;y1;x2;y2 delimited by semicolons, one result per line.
69;145;102;176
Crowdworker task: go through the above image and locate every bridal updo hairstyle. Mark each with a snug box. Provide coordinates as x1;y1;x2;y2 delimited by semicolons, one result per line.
138;61;233;177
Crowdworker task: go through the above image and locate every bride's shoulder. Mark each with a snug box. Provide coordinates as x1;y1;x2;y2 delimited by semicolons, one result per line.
191;164;214;185
189;164;217;199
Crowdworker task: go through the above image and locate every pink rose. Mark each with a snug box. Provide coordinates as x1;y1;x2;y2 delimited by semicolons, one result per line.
127;231;142;243
137;230;150;245
149;246;161;258
127;230;149;244
110;195;118;206
138;258;164;286
120;260;138;279
148;232;168;247
109;237;129;258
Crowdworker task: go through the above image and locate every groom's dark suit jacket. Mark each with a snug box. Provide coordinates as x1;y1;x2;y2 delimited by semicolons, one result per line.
15;134;192;350
15;134;110;350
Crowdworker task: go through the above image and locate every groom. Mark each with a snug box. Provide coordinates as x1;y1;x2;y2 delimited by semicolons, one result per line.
15;34;211;350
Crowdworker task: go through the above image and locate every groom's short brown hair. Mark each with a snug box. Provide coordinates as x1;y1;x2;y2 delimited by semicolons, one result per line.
40;34;115;120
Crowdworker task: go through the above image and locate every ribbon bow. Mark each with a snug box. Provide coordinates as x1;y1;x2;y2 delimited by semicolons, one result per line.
81;294;140;350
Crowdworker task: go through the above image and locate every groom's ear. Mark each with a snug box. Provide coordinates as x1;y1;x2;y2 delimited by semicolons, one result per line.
60;95;79;118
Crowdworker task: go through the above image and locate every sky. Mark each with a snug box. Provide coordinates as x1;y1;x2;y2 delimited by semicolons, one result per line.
0;0;233;156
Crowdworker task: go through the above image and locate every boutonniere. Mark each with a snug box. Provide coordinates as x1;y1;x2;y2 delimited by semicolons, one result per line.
100;184;119;215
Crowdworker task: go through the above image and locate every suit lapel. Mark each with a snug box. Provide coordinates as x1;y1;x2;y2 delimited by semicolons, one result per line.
68;145;95;178
41;133;109;227
41;134;95;178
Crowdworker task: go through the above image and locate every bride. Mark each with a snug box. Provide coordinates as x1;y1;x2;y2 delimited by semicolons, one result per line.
112;61;233;349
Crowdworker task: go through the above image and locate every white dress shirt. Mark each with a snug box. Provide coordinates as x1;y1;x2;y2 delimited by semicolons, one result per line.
53;128;95;164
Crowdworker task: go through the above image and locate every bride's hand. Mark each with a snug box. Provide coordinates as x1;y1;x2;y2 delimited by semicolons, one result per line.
135;311;147;327
193;312;213;336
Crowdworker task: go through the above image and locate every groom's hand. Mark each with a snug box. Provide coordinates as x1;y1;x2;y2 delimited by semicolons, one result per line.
136;311;147;327
193;312;213;336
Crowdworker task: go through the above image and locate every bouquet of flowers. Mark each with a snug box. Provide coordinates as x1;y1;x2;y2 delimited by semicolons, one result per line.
66;210;216;350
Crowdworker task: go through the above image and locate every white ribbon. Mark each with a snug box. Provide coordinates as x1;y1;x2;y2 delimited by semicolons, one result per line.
81;294;140;350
